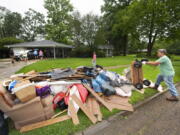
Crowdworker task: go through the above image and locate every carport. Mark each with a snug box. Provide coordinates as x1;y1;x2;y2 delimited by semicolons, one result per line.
5;40;74;58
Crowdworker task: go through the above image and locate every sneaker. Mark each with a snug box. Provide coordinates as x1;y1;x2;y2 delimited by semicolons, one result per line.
166;96;179;101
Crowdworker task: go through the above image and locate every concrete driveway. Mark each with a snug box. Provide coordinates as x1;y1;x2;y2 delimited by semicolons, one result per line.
0;59;37;80
93;84;180;135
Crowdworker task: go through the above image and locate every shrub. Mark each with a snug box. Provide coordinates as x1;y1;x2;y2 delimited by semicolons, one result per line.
0;37;24;58
70;46;106;58
0;37;23;48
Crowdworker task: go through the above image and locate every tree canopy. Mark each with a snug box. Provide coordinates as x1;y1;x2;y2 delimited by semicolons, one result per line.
0;0;179;57
1;12;22;38
21;8;45;41
102;0;180;56
44;0;73;44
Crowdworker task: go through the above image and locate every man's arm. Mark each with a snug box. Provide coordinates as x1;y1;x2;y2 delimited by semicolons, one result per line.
146;61;160;66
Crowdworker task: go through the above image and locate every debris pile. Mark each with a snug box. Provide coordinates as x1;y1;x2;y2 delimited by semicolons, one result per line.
0;62;161;133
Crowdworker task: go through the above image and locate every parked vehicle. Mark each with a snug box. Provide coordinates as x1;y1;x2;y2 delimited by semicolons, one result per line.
13;50;29;61
27;50;35;60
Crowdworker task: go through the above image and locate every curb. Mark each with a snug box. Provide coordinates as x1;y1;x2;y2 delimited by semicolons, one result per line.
73;83;180;135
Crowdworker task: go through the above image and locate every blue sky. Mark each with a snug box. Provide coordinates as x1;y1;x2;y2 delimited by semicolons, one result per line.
0;0;104;15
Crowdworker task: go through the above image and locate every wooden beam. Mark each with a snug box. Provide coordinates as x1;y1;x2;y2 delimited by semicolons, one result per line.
104;95;131;106
71;94;97;124
20;115;71;133
83;84;113;111
103;95;134;112
107;102;134;112
91;98;102;121
68;100;80;125
86;97;93;114
51;109;67;119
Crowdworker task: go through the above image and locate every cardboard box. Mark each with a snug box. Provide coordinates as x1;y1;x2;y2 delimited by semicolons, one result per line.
13;82;36;103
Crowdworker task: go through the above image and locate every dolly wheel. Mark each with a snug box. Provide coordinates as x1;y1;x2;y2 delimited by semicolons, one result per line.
143;80;151;86
135;83;143;90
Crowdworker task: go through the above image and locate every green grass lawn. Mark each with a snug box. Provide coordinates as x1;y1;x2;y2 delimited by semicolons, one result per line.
11;55;180;135
17;55;135;73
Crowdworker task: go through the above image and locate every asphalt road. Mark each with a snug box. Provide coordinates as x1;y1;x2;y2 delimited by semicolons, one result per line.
94;84;180;135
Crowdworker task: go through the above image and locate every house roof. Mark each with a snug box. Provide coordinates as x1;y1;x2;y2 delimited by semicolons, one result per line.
5;40;74;49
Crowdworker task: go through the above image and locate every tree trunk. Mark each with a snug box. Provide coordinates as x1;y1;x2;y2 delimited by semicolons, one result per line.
147;31;158;57
147;42;153;57
122;35;128;56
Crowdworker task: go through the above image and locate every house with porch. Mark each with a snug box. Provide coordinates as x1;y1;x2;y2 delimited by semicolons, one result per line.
5;40;74;58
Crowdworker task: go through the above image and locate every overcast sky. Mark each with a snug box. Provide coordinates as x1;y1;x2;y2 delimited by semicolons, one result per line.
0;0;104;16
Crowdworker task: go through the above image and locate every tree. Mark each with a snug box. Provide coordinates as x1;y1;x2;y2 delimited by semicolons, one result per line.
81;13;100;49
44;0;73;44
21;8;45;41
0;6;11;38
101;0;132;56
3;12;22;37
71;12;106;49
94;16;107;46
0;15;5;38
114;0;180;56
70;11;83;46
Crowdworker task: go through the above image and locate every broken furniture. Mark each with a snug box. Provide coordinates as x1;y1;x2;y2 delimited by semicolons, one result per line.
0;83;54;129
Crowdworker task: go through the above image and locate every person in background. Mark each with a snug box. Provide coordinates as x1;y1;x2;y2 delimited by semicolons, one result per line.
33;49;38;59
10;50;15;64
39;50;44;60
146;49;179;101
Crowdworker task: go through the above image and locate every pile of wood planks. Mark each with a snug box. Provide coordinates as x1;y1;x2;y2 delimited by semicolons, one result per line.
20;83;134;133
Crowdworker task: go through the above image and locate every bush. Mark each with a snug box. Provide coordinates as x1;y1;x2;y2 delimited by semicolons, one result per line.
0;37;23;48
70;46;106;58
0;37;24;58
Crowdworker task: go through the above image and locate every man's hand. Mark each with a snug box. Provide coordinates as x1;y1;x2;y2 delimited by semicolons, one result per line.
146;61;160;66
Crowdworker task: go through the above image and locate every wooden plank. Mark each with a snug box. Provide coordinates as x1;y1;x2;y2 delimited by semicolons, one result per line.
25;70;37;75
51;109;67;119
104;99;132;108
83;84;113;111
68;100;80;125
104;95;129;104
91;98;102;121
104;96;132;107
86;97;93;114
71;94;97;124
108;102;134;112
20;115;71;133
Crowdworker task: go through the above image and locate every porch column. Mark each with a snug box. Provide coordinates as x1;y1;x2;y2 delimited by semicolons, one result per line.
53;47;56;59
62;48;65;58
